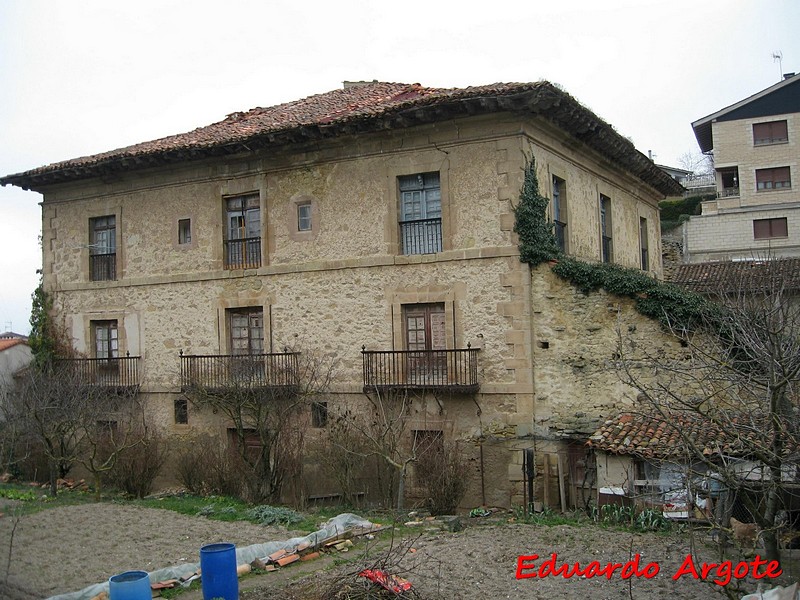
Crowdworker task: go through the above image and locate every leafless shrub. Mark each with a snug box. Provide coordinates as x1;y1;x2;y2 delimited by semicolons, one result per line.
416;440;469;515
108;425;169;498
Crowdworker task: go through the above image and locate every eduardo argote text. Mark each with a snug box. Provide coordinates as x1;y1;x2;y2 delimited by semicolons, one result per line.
516;553;782;587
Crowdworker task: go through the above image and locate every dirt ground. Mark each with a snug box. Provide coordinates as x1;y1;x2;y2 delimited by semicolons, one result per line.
1;501;798;599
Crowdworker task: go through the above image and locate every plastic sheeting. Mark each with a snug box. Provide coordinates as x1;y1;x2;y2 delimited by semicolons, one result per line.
47;513;375;600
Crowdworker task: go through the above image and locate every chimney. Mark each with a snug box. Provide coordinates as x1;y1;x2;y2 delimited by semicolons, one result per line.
343;80;379;89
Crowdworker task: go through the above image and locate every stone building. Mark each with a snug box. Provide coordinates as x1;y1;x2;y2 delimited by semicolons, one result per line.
685;73;800;263
1;81;682;508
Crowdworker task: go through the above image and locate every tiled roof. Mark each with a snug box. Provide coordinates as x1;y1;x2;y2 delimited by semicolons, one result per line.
588;412;756;459
671;258;800;294
0;338;27;352
1;81;683;197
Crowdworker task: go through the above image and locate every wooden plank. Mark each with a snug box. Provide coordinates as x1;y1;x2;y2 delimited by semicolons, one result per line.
542;453;551;508
557;453;568;512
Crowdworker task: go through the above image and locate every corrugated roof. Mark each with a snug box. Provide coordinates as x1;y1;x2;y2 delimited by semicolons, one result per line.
1;81;683;196
671;258;800;294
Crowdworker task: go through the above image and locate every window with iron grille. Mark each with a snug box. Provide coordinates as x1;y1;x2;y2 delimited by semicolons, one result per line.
552;176;567;253
225;194;261;268
89;215;116;281
599;194;613;263
399;172;442;255
756;167;791;191
753;217;788;240
753;120;788;146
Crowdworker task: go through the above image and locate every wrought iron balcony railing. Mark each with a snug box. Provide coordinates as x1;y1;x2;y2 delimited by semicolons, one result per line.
54;354;140;390
180;351;299;392
89;253;116;281
224;236;262;269
361;346;479;393
400;218;442;255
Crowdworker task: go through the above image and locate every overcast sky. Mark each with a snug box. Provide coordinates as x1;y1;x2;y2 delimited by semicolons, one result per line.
1;0;798;334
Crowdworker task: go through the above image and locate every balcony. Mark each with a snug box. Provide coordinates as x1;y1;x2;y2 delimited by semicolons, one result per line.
718;187;740;198
54;355;140;393
224;237;261;269
89;253;116;281
180;351;299;394
361;346;479;393
400;218;442;255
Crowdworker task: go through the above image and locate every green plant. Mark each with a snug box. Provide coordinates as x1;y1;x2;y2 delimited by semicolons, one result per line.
635;508;671;532
514;156;560;267
246;505;303;526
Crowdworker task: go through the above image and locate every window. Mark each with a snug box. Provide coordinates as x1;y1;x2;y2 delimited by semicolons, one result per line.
174;398;188;424
404;303;446;383
225;194;261;269
753;217;788;240
399;172;442;254
552;176;567;252
599;194;612;263
311;401;328;428
93;320;119;359
753;120;788;146
178;219;192;244
756;167;791;191
229;308;264;355
89;215;116;281
297;202;312;232
639;217;649;271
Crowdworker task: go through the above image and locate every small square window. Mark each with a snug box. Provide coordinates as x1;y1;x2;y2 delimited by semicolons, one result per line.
297;203;312;232
178;219;192;244
311;401;328;428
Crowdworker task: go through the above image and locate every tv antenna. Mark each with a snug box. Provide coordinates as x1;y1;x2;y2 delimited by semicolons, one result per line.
772;51;783;81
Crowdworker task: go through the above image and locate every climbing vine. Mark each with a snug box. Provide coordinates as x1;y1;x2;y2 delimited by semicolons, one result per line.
514;155;716;332
513;156;560;266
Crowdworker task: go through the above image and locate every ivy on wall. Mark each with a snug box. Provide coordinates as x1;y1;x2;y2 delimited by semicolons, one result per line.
514;156;715;331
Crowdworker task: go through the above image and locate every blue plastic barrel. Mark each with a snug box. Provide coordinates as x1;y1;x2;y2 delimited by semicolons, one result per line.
108;570;151;600
200;542;238;600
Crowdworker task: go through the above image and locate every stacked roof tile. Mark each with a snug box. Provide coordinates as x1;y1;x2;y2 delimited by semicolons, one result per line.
588;412;770;459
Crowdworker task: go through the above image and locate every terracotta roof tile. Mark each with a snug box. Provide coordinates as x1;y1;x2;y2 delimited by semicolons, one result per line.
0;338;27;352
588;412;770;459
1;81;683;197
671;258;800;294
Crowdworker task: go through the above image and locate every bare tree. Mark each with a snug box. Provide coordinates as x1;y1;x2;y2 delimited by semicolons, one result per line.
677;151;714;176
187;349;335;504
615;259;800;565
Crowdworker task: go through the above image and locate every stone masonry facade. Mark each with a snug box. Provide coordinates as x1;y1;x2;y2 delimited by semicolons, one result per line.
6;82;683;508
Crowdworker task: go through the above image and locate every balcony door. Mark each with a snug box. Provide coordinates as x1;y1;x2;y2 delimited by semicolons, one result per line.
92;320;119;383
229;308;264;382
404;303;446;384
226;194;261;268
